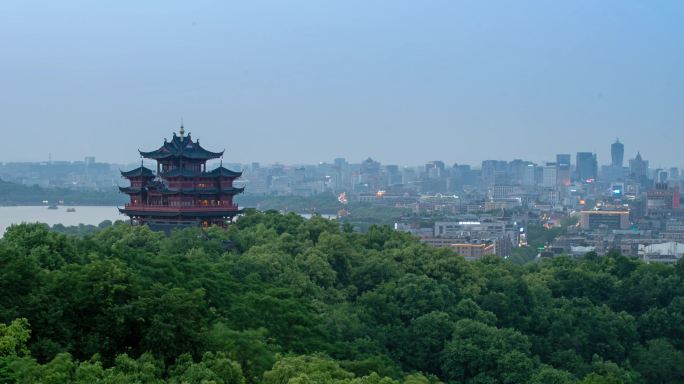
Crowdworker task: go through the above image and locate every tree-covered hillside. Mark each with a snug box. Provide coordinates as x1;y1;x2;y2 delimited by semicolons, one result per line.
1;210;683;383
0;179;126;206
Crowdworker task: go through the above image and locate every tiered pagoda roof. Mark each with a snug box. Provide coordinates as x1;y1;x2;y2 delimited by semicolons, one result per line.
118;125;243;231
160;166;242;178
120;166;155;178
118;186;143;194
139;130;223;160
206;166;243;178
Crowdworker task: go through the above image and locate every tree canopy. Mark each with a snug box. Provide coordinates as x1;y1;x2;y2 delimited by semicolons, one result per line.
1;210;683;383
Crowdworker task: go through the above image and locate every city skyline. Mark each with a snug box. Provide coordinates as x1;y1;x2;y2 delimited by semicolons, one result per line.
3;135;678;171
3;2;684;382
2;1;683;166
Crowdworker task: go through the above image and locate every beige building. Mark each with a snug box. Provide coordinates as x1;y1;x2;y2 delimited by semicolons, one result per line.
449;243;496;260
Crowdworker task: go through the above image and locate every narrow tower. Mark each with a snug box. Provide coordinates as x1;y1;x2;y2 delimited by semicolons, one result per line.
611;138;624;168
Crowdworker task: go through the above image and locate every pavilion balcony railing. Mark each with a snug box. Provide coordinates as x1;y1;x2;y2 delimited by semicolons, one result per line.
123;204;239;212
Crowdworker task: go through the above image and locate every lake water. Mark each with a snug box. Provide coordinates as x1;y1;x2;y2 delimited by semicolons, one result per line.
0;206;336;236
0;206;123;236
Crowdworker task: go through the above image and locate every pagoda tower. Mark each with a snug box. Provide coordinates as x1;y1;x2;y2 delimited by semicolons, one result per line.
119;125;244;231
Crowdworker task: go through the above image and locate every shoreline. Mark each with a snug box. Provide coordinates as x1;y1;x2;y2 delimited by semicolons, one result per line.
0;203;120;207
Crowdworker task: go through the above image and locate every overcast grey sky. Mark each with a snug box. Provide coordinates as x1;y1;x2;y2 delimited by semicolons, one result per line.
1;1;683;167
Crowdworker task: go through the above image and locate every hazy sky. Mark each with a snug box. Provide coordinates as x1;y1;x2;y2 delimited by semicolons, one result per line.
2;1;683;167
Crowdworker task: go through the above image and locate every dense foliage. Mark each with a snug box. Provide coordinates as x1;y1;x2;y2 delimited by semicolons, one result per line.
49;220;120;238
237;193;409;230
1;209;683;383
237;193;342;214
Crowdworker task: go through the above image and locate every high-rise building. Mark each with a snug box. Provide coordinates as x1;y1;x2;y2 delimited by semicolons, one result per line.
385;165;402;186
656;169;668;184
670;167;681;181
294;167;306;182
603;139;626;181
556;154;571;167
508;159;531;185
359;157;382;191
542;163;558;188
556;154;571;186
333;158;349;190
425;161;446;179
629;152;649;179
452;164;475;187
333;158;347;168
522;164;536;186
576;152;598;182
401;167;418;185
481;160;508;186
611;139;624;168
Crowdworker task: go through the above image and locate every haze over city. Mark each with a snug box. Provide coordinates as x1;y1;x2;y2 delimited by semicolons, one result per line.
2;1;683;166
5;2;684;383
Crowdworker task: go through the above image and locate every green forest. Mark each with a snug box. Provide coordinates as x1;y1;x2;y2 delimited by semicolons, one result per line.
236;193;409;231
1;210;683;383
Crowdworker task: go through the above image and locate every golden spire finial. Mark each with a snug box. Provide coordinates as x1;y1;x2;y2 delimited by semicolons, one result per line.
179;118;185;137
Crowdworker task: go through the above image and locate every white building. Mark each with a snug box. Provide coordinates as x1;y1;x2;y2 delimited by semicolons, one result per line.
542;165;557;188
638;242;684;264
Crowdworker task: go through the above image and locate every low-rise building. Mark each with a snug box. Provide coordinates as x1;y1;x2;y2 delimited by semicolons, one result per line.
449;243;496;260
580;210;630;230
638;242;684;264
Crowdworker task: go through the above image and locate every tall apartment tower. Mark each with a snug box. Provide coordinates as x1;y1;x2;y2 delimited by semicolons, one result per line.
611;139;624;168
576;152;598;182
556;154;571;186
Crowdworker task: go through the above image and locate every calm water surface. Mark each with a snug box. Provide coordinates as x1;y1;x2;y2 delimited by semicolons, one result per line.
0;206;123;236
0;206;335;236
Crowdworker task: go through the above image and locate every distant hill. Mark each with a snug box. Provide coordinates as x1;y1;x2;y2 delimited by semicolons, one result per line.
0;179;127;206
